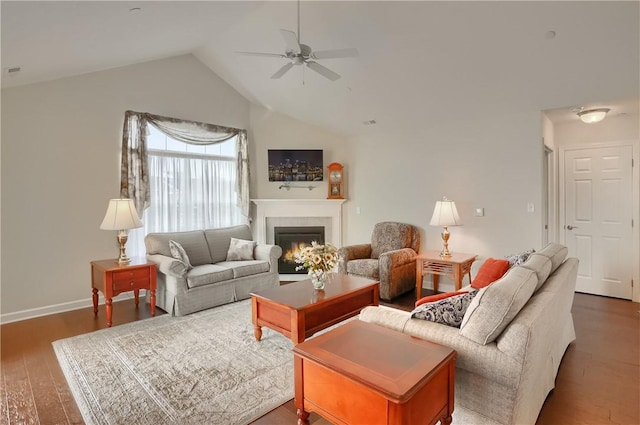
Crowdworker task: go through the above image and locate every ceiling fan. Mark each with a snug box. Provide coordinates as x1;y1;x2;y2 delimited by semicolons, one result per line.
236;1;358;81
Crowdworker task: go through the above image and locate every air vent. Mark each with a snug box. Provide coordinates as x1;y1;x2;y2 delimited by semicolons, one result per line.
3;66;21;75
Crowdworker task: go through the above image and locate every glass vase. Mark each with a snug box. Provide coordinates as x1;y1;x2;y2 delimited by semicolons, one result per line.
310;270;328;290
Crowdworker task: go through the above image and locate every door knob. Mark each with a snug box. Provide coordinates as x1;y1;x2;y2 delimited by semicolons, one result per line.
566;225;579;230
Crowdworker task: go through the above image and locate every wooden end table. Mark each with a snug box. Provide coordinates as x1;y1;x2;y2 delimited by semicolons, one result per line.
416;251;477;299
250;273;379;345
90;258;157;327
294;320;457;425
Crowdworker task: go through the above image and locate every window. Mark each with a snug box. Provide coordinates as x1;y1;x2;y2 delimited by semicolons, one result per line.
129;124;246;257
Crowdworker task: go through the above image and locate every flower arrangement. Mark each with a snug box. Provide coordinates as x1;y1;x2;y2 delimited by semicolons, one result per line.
294;241;341;288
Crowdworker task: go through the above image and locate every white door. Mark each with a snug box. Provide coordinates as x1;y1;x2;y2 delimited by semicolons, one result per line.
563;145;633;299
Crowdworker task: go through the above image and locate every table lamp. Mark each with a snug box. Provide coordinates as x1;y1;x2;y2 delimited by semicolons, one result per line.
429;197;462;257
100;198;143;265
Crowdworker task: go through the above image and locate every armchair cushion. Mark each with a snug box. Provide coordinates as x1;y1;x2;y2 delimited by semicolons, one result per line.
346;259;380;280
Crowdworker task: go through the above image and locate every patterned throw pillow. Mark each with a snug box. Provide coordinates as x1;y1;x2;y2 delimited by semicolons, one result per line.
505;248;535;267
411;291;478;328
226;237;256;261
169;240;193;270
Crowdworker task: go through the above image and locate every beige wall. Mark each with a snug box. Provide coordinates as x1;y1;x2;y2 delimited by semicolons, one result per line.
1;54;251;320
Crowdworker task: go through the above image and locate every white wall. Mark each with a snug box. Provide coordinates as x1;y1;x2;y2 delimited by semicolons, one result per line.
1;54;250;320
343;111;545;277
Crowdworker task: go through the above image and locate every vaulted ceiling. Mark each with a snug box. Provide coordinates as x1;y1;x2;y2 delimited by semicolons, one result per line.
2;1;638;136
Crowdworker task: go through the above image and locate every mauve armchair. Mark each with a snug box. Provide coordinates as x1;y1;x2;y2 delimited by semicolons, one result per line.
338;222;420;300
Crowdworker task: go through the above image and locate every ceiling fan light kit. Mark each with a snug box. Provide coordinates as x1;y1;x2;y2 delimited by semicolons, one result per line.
237;2;358;81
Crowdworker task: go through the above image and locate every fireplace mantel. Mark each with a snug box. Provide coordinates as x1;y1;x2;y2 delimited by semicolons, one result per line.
251;199;346;247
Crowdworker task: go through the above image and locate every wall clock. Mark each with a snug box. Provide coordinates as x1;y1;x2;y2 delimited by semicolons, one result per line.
327;162;345;199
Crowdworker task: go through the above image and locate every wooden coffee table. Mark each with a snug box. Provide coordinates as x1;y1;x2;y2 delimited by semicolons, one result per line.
293;320;457;425
250;274;379;345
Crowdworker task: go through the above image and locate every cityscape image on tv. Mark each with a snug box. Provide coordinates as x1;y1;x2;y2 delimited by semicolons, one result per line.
268;149;324;182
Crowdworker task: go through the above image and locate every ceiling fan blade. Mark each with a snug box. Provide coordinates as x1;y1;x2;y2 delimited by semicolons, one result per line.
306;61;341;81
312;48;359;59
280;29;301;53
271;62;295;79
236;51;286;58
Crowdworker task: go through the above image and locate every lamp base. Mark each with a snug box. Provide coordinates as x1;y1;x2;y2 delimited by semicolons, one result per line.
115;230;132;265
440;226;452;258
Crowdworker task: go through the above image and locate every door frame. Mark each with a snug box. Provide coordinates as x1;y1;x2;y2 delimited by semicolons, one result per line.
559;140;639;302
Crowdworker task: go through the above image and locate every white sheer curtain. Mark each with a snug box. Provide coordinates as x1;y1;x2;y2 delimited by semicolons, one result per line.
145;152;245;232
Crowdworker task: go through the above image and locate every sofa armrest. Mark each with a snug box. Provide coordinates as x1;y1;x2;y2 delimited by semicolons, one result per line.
254;244;283;273
146;254;187;278
338;244;372;273
379;248;417;269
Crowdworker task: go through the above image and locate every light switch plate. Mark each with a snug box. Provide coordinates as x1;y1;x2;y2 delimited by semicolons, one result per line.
474;208;484;217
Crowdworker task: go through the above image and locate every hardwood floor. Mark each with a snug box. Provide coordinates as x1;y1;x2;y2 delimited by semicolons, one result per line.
1;290;638;425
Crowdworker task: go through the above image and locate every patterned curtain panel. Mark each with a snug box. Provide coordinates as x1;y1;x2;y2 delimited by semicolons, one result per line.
120;110;250;217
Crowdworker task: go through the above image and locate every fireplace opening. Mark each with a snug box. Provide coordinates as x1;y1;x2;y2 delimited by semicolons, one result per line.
275;226;325;274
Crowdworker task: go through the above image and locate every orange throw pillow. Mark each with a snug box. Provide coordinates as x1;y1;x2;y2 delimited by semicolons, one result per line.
415;291;469;307
471;257;510;289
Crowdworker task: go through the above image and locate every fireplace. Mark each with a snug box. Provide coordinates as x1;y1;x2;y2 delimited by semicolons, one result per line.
275;226;325;274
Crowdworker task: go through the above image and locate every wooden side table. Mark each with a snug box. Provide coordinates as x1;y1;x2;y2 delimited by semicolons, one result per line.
91;258;157;327
416;251;477;299
294;320;456;425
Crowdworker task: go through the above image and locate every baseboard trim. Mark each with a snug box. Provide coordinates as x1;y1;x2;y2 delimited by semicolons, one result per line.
0;292;141;325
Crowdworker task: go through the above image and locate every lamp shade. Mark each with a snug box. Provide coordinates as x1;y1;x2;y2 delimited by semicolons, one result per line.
100;198;143;230
577;108;610;124
430;199;462;227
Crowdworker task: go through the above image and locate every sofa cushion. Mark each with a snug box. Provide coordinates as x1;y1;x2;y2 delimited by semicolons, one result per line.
145;230;213;266
536;243;568;274
204;225;254;263
411;291;478;328
370;222;413;259
520;253;552;292
504;248;535;267
226;237;256;261
216;260;270;278
346;259;380;279
460;267;538;345
169;240;193;270
186;265;234;289
416;291;468;307
471;258;510;289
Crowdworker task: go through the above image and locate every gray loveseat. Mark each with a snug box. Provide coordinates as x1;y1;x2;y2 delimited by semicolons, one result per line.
145;224;282;316
359;243;577;425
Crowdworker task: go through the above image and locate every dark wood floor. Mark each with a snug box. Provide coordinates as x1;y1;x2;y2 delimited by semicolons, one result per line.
1;289;638;425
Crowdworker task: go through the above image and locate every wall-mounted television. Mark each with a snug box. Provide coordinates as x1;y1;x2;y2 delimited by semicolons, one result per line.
268;149;323;182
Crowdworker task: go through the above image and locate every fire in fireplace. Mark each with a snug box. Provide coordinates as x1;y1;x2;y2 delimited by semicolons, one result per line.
274;226;325;274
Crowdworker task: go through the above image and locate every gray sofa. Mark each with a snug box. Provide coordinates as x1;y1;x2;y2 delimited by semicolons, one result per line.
145;224;282;316
359;243;577;425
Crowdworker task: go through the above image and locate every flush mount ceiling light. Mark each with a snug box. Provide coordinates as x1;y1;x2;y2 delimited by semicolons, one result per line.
577;108;610;124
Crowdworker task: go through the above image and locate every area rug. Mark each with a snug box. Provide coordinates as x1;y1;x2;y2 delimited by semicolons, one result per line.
52;299;296;425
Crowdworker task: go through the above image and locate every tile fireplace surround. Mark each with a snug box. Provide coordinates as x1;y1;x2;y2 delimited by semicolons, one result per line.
251;199;346;280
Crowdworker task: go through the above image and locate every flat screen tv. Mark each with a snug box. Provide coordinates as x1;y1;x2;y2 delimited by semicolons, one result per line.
268;149;323;182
